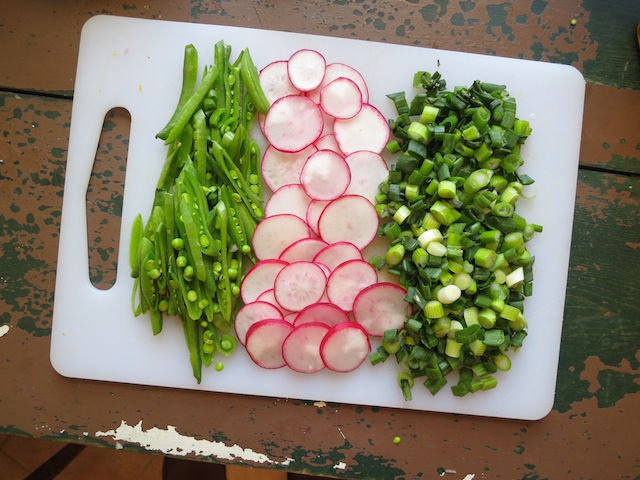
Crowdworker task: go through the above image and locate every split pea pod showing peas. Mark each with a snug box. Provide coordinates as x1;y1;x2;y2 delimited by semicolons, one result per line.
129;41;270;383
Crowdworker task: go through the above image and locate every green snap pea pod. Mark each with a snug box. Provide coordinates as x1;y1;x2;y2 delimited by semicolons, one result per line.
129;213;144;273
139;247;158;312
157;126;191;192
200;323;217;367
214;200;233;326
178;194;207;282
156;44;199;141
176;290;202;383
240;48;270;115
192;109;208;186
211;141;263;218
179;160;218;258
153;222;169;299
164;63;220;145
219;185;247;252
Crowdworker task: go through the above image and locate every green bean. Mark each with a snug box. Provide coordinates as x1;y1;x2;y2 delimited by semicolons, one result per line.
156;44;199;141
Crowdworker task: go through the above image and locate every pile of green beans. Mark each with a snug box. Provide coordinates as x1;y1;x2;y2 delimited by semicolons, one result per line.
129;41;269;383
370;71;542;398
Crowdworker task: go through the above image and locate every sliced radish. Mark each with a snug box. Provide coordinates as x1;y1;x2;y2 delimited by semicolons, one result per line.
264;95;324;153
274;261;328;312
320;322;371;372
306;199;330;236
240;259;288;303
245;319;294;369
343;150;390;204
282;322;330;373
279;237;329;263
287;49;326;92
320;77;363;119
300;150;351;201
314;134;343;156
326;259;379;312
308;63;369;104
312;241;363;271
319;110;335;137
284;312;298;324
265;184;312;220
262;144;317;192
255;288;293;316
318;195;379;250
259;60;301;105
333;104;391;155
315;262;332;279
252;214;310;261
234;301;284;346
353;282;409;337
294;302;350;328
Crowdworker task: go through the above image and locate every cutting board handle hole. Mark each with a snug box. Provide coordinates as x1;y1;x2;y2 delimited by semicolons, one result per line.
86;107;131;290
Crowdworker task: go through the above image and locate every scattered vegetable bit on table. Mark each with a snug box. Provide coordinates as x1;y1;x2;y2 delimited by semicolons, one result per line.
370;70;542;398
129;41;270;383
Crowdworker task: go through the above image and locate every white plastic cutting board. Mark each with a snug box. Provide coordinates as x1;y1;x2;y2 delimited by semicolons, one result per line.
51;15;585;420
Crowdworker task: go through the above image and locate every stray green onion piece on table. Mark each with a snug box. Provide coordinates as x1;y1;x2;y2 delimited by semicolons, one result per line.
371;70;542;398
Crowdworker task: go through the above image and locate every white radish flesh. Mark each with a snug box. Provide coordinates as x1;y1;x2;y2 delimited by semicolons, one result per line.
263;95;324;153
320;77;363;119
318;195;379;250
279;237;329;263
343;150;389;204
265;184;312;220
274;261;328;312
320;322;371;372
255;288;293;316
313;134;343;156
261;144;317;192
245;319;294;369
287;49;327;92
300;150;351;201
251;214;310;261
240;259;288;303
282;322;330;373
234;301;284;346
326;259;379;312
308;62;369;104
259;60;301;105
312;241;363;271
353;282;409;337
306;199;330;236
294;302;350;328
333;104;391;155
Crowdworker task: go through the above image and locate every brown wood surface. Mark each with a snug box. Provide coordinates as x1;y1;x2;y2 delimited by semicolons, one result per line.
1;1;638;479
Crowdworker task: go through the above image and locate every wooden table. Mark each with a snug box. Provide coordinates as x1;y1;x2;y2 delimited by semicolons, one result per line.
1;2;638;478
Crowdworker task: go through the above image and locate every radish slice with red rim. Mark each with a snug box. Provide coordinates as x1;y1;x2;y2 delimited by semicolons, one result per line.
262;144;317;192
287;49;327;92
343;150;390;204
240;259;288;303
312;241;362;271
300;149;351;201
326;259;379;312
320;322;371;372
279;237;329;263
255;288;293;317
282;322;330;373
265;184;312;220
314;134;343;156
234;301;284;346
245;319;294;369
259;60;301;105
333;104;391;155
264;95;324;153
318;195;379;250
353;282;409;337
320;77;363;119
274;261;328;312
294;302;350;327
252;214;311;261
306;199;330;236
308;63;369;104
